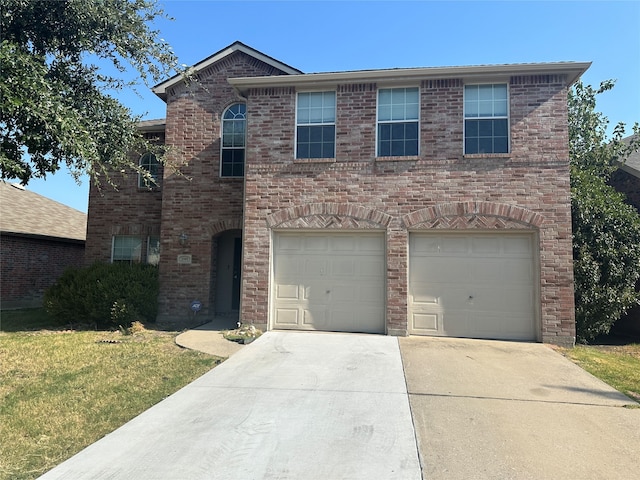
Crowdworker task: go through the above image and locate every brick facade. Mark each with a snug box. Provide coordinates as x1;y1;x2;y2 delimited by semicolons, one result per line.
1;234;85;308
85;42;585;345
240;76;575;344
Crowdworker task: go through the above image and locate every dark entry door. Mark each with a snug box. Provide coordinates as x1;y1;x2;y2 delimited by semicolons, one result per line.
231;237;241;310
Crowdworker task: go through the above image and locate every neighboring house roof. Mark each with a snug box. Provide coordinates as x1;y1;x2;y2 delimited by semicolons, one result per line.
621;134;640;178
0;182;87;242
138;118;166;133
152;41;303;100
228;61;591;94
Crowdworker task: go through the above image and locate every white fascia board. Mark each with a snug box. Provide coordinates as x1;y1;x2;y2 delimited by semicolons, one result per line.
228;62;592;94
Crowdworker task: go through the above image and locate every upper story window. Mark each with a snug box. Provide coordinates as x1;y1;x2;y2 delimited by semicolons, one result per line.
138;152;160;188
296;91;336;158
377;87;419;157
464;84;509;154
221;103;246;177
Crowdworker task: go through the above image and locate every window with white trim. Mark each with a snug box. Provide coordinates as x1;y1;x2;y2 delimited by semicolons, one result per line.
377;87;419;157
138;152;160;188
221;103;246;177
112;236;143;264
296;91;336;159
112;236;160;265
464;84;509;154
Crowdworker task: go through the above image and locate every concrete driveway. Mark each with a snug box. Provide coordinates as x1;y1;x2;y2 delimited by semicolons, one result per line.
39;332;421;480
400;336;639;479
39;332;638;479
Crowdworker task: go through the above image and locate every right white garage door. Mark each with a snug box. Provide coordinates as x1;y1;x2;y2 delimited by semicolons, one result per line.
409;233;537;340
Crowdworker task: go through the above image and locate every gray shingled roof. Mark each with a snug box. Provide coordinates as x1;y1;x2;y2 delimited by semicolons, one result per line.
0;182;87;241
621;135;640;178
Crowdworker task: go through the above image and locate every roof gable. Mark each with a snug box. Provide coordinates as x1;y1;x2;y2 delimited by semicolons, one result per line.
0;182;87;241
152;41;302;100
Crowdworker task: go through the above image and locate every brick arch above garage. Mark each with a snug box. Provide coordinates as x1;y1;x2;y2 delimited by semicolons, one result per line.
402;202;545;230
266;203;393;230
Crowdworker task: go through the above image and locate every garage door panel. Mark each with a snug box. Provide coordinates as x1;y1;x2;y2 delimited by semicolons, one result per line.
275;308;300;325
273;232;385;333
409;233;537;341
275;284;300;300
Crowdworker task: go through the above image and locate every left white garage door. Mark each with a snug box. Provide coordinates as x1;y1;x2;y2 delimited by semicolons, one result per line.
272;232;386;333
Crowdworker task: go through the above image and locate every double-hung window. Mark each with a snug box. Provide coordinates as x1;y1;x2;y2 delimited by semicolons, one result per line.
221;103;246;177
377;87;419;157
464;84;509;154
296;92;336;159
138;152;160;188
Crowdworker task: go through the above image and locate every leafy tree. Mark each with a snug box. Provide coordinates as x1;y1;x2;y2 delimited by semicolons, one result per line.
0;0;179;186
569;80;640;343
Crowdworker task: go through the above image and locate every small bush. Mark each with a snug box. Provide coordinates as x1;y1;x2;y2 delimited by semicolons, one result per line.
44;263;159;329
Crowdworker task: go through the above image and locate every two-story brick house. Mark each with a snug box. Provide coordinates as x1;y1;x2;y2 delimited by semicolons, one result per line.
85;41;590;346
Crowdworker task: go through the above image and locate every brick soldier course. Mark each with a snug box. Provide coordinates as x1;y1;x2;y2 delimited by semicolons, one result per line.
85;41;590;346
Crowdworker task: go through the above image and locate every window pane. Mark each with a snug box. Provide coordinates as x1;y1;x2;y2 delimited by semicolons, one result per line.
465;119;478;137
494;119;508;137
494;137;508;153
378;105;392;122
494;99;508;117
147;237;160;265
113;236;142;263
478;138;493;154
465;138;478;155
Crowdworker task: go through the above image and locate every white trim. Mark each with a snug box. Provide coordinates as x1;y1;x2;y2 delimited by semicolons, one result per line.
229;61;591;94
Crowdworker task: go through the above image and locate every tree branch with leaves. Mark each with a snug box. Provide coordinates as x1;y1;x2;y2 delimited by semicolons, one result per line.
0;0;181;187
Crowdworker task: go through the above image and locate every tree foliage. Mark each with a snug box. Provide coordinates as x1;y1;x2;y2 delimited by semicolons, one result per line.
0;0;178;186
569;80;640;343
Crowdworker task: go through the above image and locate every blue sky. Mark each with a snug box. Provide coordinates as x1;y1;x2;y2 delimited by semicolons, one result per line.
25;0;640;212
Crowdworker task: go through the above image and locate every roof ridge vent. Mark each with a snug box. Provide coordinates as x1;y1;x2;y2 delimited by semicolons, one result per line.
10;183;26;191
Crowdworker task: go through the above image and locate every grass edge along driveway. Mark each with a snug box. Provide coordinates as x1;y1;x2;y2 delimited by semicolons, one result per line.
0;310;222;480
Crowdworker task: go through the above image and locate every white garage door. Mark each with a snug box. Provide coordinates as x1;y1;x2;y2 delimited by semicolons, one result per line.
409;233;537;340
273;232;385;333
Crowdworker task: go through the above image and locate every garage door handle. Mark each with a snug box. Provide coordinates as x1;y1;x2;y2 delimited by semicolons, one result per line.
326;290;331;294
468;296;473;300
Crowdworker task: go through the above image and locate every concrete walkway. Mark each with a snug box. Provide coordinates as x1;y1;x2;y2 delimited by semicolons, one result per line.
38;326;639;480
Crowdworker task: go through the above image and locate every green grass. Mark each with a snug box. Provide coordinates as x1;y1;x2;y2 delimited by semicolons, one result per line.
560;344;640;403
0;309;222;480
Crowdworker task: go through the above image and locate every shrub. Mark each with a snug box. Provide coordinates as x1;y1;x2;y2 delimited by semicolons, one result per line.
44;263;159;329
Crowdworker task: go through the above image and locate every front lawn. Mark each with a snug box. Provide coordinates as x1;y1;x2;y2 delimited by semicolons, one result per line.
0;309;221;480
560;343;640;403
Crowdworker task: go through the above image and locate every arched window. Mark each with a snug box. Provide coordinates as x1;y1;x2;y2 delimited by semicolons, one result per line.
221;103;246;177
138;152;160;188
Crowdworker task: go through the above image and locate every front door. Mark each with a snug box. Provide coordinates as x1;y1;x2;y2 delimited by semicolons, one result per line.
214;230;242;314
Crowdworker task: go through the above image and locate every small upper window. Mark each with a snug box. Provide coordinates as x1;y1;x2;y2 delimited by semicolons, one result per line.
377;87;419;157
221;103;246;177
296;92;336;159
138;152;160;188
464;84;509;154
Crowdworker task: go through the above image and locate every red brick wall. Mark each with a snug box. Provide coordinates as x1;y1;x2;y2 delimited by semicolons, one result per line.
1;234;85;308
85;133;165;265
241;75;576;345
156;52;293;323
